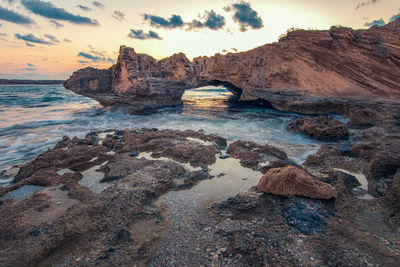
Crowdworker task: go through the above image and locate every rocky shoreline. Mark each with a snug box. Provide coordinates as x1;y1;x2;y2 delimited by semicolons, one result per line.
0;105;399;266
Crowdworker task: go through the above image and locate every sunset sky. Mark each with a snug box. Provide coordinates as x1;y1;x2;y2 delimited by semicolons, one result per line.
0;0;399;80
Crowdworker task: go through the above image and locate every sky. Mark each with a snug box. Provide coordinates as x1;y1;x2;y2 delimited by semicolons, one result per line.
0;0;399;80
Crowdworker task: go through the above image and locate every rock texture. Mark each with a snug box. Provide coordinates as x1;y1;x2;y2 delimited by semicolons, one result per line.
65;19;400;110
226;140;294;173
287;116;349;141
257;166;338;199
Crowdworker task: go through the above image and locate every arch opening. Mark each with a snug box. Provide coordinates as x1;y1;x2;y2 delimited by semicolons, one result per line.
197;80;243;96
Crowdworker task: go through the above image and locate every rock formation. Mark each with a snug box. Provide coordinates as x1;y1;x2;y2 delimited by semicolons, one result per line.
286;116;349;141
257;166;338;199
65;19;400;111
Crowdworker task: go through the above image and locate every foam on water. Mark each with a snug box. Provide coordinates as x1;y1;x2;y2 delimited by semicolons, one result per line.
0;85;325;179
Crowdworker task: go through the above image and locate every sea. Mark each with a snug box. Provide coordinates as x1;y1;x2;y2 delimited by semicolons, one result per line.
0;84;324;181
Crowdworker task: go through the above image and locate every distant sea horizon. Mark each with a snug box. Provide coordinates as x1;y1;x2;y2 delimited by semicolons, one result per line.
0;79;65;85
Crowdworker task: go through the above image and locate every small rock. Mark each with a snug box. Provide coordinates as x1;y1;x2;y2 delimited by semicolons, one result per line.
29;229;41;237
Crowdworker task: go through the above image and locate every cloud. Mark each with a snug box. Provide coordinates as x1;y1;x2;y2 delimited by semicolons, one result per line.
15;33;51;44
20;67;37;71
25;42;35;47
21;0;99;25
225;1;263;32
112;10;125;22
390;13;400;22
27;62;34;67
77;52;99;61
77;52;115;63
63;38;71;42
144;14;183;29
77;5;91;12
188;10;225;30
44;34;59;42
128;29;163;40
0;33;6;36
0;6;35;24
364;18;386;27
49;19;63;28
356;0;378;10
78;60;90;64
92;1;104;9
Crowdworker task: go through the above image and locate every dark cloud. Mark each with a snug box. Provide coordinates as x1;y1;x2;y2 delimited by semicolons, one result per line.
44;34;59;43
77;5;91;12
15;33;51;44
78;60;90;64
0;6;35;24
77;52;100;61
112;10;125;22
77;52;115;63
63;38;71;42
21;0;99;25
188;10;225;30
25;42;35;47
225;1;263;32
0;33;6;36
356;0;378;10
144;14;183;29
92;1;104;9
49;19;63;28
364;18;386;27
390;13;400;22
128;29;163;40
27;62;34;67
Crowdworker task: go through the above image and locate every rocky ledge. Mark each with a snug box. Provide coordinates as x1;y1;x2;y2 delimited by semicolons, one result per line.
0;123;400;266
65;19;400;113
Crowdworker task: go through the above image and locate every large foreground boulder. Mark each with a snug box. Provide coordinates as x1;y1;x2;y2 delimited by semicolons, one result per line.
257;166;338;199
287;116;349;141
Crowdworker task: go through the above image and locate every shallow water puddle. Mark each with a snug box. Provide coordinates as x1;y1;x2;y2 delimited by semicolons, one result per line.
57;168;74;175
23;187;79;225
149;156;263;264
334;168;375;200
78;161;111;193
334;168;368;190
137;152;202;172
2;185;45;202
185;137;215;146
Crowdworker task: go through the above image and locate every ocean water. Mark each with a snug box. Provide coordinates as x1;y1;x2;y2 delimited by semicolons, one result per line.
0;84;323;178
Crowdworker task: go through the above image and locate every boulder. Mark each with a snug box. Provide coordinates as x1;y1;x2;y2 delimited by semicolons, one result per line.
257;166;338;199
286;116;349;141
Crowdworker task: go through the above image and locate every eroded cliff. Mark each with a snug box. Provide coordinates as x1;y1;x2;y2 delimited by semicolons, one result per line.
64;18;400;111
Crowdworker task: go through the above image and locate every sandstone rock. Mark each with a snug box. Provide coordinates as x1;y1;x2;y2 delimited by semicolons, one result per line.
351;140;400;178
226;140;294;172
64;19;400;113
257;166;338;199
287;116;349;141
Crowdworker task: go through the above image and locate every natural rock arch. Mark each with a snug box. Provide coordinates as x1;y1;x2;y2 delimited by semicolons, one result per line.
64;19;400;112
